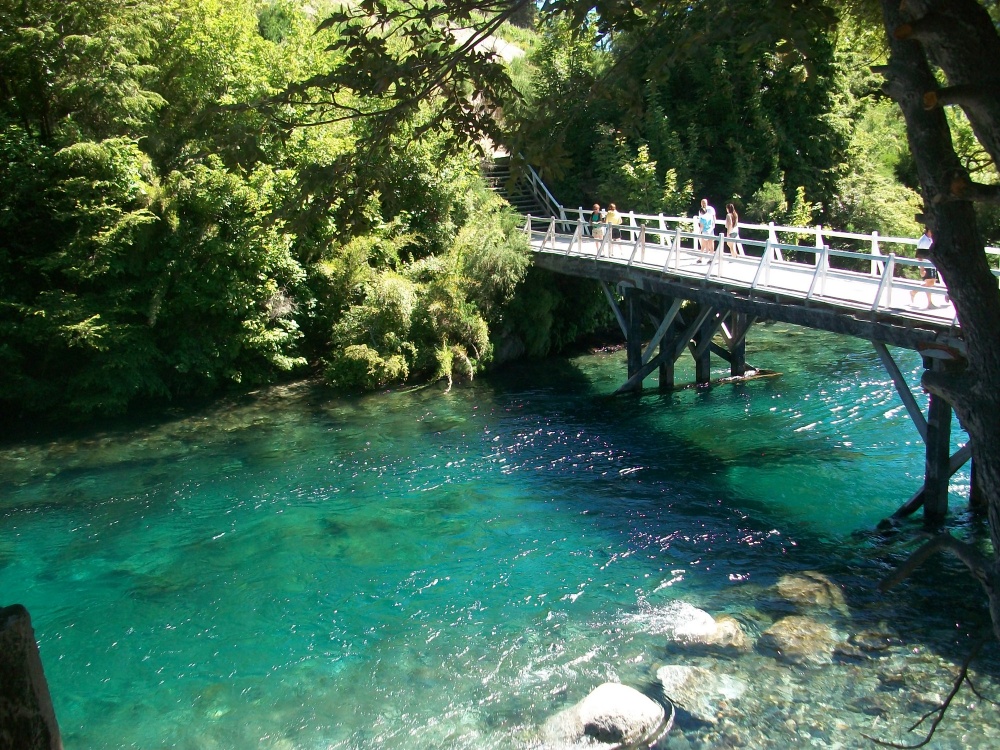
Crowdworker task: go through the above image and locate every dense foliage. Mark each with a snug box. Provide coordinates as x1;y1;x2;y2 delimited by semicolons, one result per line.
0;0;553;423
506;3;933;241
4;0;993;426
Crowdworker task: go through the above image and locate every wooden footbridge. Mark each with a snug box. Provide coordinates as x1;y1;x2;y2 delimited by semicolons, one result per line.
507;165;1000;528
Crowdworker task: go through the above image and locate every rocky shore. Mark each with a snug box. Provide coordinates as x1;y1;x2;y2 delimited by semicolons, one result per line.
531;570;1000;749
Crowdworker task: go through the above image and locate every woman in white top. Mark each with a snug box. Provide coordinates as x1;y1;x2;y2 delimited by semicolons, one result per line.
725;203;740;255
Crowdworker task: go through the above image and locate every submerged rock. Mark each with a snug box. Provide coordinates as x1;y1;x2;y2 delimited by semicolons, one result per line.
656;665;747;724
626;602;753;652
758;615;838;665
632;602;746;642
542;682;667;746
636;601;717;641
848;625;902;652
775;571;849;615
699;615;752;652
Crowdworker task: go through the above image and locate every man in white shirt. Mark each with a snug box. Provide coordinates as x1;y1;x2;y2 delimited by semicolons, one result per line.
698;198;717;256
911;227;939;307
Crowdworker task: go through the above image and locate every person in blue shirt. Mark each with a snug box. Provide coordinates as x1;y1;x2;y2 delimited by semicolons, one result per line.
697;198;716;257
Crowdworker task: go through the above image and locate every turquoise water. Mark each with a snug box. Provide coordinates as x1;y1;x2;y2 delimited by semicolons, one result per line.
1;323;995;749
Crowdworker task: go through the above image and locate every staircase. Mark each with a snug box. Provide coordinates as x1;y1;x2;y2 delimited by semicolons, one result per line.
484;155;554;218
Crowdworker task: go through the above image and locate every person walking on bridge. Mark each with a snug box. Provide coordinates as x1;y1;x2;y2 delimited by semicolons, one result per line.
590;203;605;248
910;227;939;308
725;203;740;255
698;198;717;255
605;203;623;252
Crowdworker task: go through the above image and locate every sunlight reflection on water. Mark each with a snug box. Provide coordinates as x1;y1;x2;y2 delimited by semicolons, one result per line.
1;325;994;749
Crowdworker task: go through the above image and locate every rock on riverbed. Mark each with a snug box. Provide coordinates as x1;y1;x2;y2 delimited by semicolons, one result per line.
541;682;668;746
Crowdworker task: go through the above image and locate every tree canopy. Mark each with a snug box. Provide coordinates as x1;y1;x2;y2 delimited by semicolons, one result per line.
0;0;570;422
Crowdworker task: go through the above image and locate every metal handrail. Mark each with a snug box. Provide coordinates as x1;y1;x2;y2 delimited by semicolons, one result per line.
527;218;967;319
551;207;1000;272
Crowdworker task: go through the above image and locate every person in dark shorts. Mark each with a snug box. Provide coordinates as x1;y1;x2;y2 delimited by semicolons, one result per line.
911;227;939;307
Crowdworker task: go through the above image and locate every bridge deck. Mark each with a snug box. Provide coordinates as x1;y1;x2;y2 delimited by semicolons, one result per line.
526;219;966;354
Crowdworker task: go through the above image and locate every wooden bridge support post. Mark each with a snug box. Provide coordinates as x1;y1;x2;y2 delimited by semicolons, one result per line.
729;312;748;377
922;357;953;529
625;288;643;392
658;297;676;391
970;458;987;514
694;313;713;385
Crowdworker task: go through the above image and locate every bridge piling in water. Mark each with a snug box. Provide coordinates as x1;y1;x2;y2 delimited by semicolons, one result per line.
612;284;972;528
921;357;956;529
525;204;981;526
658;298;676;391
727;313;751;377
625;288;643;392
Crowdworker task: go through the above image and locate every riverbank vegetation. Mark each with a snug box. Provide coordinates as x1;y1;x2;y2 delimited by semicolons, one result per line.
0;0;603;424
4;0;997;434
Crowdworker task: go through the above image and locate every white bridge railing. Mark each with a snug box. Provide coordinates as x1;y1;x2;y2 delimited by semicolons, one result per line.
558;207;1000;273
521;214;1000;326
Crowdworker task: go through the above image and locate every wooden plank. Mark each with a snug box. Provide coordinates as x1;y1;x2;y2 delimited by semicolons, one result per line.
626;288;643;390
642;297;683;366
872;341;928;441
615;306;712;394
533;253;965;356
950;443;972;474
600;280;627;338
922;385;952;528
709;342;733;363
616;349;673;395
892;442;973;519
659;297;676;391
892;487;925;518
730;312;750;376
691;310;725;360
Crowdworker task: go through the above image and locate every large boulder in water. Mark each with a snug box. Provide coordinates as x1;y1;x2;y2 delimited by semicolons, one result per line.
626;602;751;651
691;614;752;652
656;665;748;724
758;615;838;665
542;682;667;746
775;571;849;615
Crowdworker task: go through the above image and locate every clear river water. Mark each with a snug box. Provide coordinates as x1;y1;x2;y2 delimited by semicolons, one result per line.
2;323;998;749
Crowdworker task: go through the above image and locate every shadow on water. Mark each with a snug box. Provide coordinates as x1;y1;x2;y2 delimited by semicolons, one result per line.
2;331;997;748
470;352;998;669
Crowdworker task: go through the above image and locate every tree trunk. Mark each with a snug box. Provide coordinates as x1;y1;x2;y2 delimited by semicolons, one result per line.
879;0;1000;640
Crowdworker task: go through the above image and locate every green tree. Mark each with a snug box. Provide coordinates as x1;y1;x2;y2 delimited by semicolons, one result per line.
871;0;1000;644
0;0;165;143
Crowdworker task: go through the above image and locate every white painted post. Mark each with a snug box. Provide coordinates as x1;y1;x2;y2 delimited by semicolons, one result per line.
871;231;885;276
569;222;582;255
752;238;772;290
709;233;725;278
871;253;896;312
814;225;828;268
658;213;667;246
806;243;829;301
765;239;774;286
768;222;781;261
667;226;681;272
